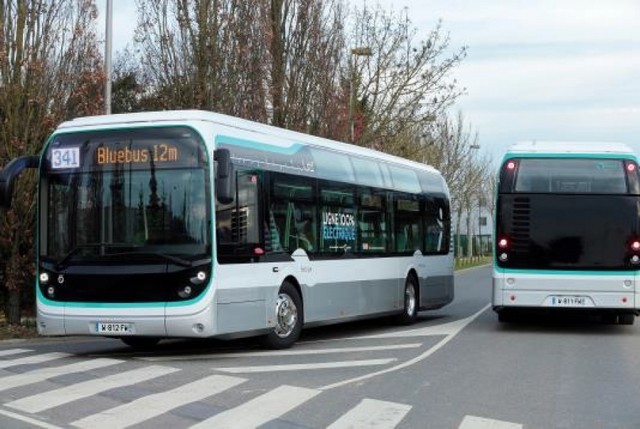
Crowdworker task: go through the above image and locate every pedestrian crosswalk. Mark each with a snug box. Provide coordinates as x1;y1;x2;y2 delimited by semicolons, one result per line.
0;347;522;429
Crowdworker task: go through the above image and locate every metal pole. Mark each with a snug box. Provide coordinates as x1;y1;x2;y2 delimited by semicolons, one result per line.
104;0;113;115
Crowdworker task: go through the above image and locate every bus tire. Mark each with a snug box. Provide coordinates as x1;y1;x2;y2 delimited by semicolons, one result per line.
395;275;418;325
260;281;303;349
121;337;160;350
498;311;514;323
619;314;635;325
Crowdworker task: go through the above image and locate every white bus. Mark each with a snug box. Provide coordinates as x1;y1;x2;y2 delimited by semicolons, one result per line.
493;141;640;324
0;110;454;348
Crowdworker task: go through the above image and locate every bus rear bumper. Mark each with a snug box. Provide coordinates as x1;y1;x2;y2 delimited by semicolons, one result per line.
492;271;638;311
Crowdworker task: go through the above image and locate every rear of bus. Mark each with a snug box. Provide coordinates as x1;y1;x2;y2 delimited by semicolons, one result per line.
492;145;640;324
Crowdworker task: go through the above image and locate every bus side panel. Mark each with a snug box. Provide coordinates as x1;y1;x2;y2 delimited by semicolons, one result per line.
211;263;279;335
302;257;402;324
418;253;454;310
492;267;505;308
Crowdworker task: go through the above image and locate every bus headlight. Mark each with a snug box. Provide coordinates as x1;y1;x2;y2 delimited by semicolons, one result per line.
499;253;509;262
39;273;50;284
631;255;640;265
178;285;193;299
47;286;55;297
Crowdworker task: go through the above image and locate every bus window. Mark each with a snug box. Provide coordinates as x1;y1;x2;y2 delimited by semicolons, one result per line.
358;190;388;253
270;174;316;253
424;196;450;254
514;158;628;194
320;183;356;254
215;170;261;262
393;194;422;253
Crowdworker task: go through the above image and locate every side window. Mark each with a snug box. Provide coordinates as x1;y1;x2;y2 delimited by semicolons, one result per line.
358;190;388;253
424;195;450;254
215;170;261;262
270;174;316;253
320;182;356;254
393;194;423;253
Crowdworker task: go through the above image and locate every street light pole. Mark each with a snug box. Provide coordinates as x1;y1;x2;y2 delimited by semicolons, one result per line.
349;47;372;143
104;0;113;115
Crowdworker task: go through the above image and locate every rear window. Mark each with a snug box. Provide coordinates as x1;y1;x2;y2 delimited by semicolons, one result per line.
514;158;627;194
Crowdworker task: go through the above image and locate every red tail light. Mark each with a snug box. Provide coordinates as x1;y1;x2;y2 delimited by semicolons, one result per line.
625;161;637;172
631;241;640;252
498;237;509;249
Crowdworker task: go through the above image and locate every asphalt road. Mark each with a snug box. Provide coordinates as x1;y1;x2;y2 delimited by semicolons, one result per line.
0;265;639;428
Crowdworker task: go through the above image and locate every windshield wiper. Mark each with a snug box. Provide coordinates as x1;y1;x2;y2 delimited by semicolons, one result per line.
55;242;141;269
108;251;193;267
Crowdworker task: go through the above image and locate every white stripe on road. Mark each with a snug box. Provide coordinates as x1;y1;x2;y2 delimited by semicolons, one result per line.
71;374;246;429
0;358;123;392
216;358;396;374
459;415;523;429
0;348;32;357
6;365;179;413
320;304;491;390
327;398;411;429
0;409;65;429
190;385;320;429
0;352;70;369
140;343;422;362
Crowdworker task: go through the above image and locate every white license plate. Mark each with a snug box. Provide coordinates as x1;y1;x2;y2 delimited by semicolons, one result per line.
96;322;133;334
550;296;587;307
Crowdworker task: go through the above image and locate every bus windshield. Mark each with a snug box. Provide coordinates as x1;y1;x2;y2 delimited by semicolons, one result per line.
41;127;210;265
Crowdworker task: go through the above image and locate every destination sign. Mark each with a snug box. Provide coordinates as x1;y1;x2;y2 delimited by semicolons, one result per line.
96;143;180;166
46;127;206;173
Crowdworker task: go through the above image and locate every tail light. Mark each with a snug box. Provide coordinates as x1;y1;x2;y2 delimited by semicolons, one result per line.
499;159;519;193
497;235;510;262
625;160;640;194
628;237;640;265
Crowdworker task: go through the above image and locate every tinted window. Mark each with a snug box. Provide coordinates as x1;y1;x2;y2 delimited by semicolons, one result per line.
514;159;627;194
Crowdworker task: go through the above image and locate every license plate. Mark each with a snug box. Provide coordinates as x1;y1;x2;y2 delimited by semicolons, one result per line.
96;322;133;334
550;296;587;307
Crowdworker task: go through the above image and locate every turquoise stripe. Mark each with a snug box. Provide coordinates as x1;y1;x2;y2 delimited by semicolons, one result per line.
494;265;638;276
36;283;211;309
502;152;639;163
216;135;304;155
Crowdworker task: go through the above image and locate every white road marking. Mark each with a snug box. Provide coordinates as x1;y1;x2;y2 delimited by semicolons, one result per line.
71;374;246;429
0;358;123;392
0;352;70;369
0;409;65;429
319;304;491;390
0;348;32;357
189;385;320;429
139;343;422;362
327;398;411;429
459;415;523;429
5;365;179;413
216;358;396;373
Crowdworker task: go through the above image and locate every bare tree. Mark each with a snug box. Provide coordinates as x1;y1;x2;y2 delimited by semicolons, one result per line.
347;5;466;155
0;0;105;324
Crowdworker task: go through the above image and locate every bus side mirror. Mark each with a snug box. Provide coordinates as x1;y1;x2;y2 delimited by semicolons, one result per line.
0;155;39;210
214;148;235;204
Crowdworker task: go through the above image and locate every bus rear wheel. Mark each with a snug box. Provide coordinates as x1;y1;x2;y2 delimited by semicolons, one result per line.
395;275;418;325
260;281;303;349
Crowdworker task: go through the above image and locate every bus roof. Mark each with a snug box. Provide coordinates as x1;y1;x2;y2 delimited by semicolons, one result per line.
506;141;634;156
56;109;439;174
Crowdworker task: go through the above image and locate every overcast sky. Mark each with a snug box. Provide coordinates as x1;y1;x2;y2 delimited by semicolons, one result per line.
98;0;640;163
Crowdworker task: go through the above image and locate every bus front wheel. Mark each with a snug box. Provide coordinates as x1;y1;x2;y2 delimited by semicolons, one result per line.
260;281;303;349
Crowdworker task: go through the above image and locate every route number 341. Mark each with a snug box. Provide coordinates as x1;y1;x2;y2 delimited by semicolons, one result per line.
51;147;80;169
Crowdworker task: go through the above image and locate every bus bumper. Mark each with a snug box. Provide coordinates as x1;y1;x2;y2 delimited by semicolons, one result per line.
492;270;637;312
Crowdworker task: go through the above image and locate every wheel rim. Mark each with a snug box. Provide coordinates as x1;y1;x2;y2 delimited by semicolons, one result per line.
405;282;416;317
274;293;298;338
